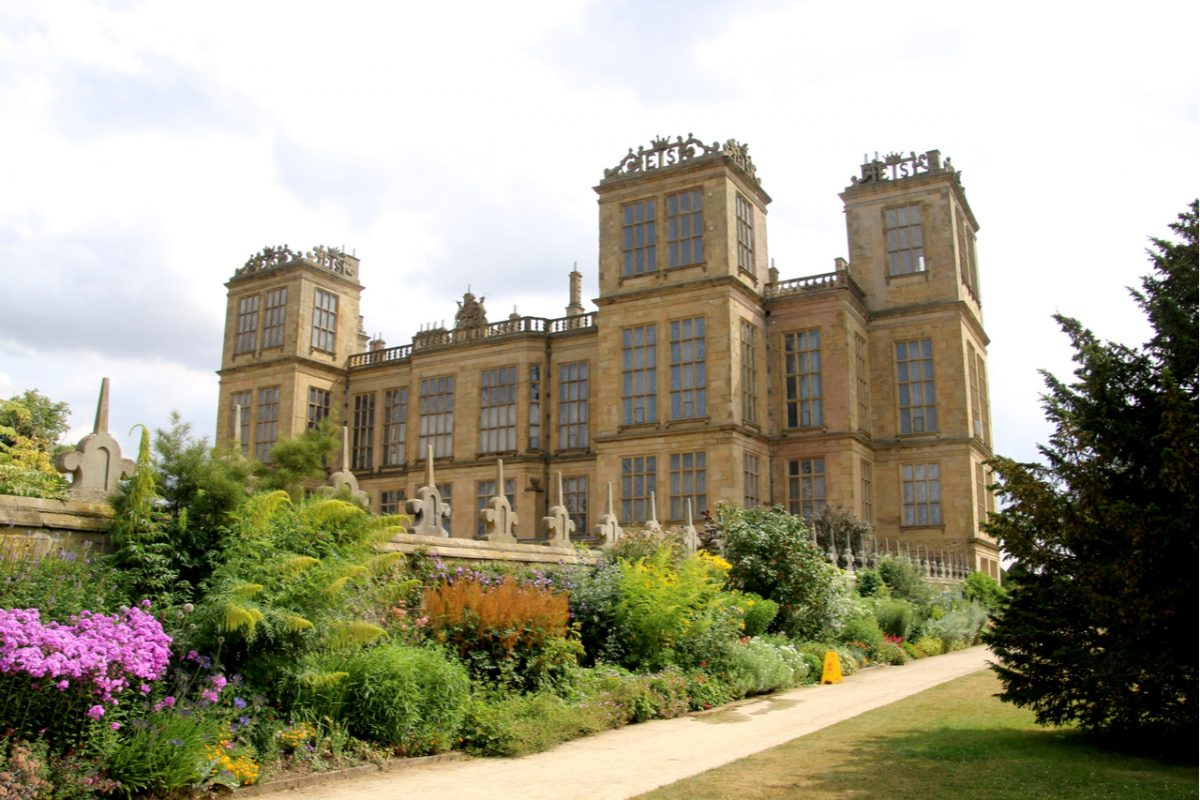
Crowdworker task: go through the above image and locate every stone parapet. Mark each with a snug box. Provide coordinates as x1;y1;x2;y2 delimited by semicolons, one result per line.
0;495;113;554
379;532;598;566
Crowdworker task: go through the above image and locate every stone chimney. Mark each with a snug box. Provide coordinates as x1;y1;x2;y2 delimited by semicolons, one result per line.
566;264;585;317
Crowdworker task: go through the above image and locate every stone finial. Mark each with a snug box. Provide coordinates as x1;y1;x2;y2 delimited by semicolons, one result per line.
842;538;856;573
679;498;700;553
479;458;518;543
643;491;663;533
594;482;624;547
543;471;575;548
406;446;451;537
320;424;368;508
55;378;134;503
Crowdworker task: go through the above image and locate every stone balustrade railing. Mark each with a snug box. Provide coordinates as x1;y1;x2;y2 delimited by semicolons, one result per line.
766;270;865;302
349;312;597;369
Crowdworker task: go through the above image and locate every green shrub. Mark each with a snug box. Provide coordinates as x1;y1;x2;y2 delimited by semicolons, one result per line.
911;635;945;657
873;597;916;640
685;669;738;710
874;640;910;665
563;664;692;724
925;602;989;650
565;560;625;665
186;494;414;683
737;594;780;637
103;710;220;796
838;612;884;652
877;556;940;606
756;635;812;685
292;644;470;754
855;568;885;597
614;548;731;671
717;505;845;639
462;690;613;757
0;539;117;619
726;638;801;696
963;571;1007;612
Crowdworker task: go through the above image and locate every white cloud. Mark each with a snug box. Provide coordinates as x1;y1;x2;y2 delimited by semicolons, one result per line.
0;0;1196;470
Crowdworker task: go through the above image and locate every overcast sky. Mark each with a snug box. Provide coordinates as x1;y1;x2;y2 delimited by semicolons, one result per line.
1;0;1197;469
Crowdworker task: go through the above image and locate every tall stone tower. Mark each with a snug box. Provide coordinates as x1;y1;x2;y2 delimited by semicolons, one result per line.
837;150;995;574
591;135;771;521
216;245;365;461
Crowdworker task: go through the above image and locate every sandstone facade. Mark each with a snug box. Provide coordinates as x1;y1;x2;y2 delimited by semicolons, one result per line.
215;139;1000;576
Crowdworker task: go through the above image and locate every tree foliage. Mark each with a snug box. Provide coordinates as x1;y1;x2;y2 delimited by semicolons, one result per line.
108;426;179;607
0;390;70;498
0;390;71;446
152;413;253;596
985;201;1198;747
254;418;340;499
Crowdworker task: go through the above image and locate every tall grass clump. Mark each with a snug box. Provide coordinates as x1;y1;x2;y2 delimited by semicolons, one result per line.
292;643;470;755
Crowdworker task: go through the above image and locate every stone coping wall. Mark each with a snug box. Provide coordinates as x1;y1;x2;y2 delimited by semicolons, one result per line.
0;495;113;556
380;533;599;567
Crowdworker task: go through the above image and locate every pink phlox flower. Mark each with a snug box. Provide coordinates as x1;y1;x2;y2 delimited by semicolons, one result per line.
86;705;105;720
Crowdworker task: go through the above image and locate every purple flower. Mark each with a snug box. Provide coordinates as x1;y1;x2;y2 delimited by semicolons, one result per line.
110;722;121;730
233;697;247;709
87;705;105;720
154;696;176;711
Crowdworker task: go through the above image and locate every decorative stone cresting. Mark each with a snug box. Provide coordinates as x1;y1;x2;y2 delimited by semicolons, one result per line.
594;482;623;546
542;471;575;548
406;446;451;537
320;425;369;508
479;458;518;543
55;378;134;503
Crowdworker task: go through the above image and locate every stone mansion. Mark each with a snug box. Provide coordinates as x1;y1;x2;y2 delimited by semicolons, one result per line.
215;136;1001;577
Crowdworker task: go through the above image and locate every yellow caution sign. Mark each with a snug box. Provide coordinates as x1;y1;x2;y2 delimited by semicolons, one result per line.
820;650;843;684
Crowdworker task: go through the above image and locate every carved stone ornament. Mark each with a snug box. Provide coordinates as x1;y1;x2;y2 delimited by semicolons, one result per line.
479;459;518;543
319;425;369;508
542;471;576;548
406;446;451;537
603;134;761;185
643;490;663;534
304;245;356;277
454;291;488;329
55;378;135;503
235;244;297;277
851;149;958;186
234;244;356;279
594;482;624;547
679;498;701;554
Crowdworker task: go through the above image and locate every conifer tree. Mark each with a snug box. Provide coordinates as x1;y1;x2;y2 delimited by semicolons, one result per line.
985;201;1198;748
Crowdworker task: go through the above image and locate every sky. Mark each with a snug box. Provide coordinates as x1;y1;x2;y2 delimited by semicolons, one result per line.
1;0;1197;468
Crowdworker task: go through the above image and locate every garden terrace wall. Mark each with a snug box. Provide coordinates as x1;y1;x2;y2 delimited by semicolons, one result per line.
380;532;599;566
0;495;113;555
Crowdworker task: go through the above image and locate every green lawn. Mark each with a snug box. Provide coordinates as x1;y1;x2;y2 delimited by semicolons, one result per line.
635;670;1197;800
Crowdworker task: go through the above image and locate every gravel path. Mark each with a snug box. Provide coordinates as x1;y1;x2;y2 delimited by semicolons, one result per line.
275;647;992;800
